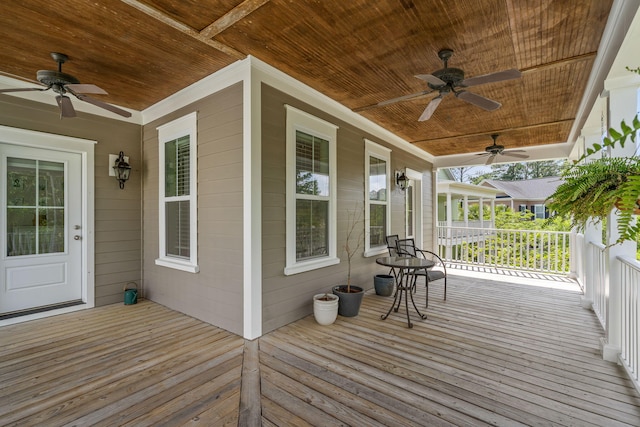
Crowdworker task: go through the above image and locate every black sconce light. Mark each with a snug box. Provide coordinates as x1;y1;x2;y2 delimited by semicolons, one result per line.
395;170;408;191
113;151;131;189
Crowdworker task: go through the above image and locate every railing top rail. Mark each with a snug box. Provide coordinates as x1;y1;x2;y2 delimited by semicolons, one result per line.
437;225;571;236
617;255;640;271
587;240;607;251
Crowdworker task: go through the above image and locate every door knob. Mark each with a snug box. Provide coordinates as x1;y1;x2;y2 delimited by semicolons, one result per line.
74;235;81;240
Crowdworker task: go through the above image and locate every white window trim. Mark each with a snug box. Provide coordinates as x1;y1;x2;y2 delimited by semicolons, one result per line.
284;105;339;275
156;112;199;273
364;139;391;257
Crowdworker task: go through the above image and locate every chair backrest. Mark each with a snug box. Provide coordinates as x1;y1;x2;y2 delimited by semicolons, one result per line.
385;235;399;256
396;238;418;257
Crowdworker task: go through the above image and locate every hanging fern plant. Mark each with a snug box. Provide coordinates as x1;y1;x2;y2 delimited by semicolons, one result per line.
547;65;640;244
548;156;640;243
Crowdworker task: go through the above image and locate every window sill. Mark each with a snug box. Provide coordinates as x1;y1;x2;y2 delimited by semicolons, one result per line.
364;247;388;258
155;257;200;273
284;256;340;276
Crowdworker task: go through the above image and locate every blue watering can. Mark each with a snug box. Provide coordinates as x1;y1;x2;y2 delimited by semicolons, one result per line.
124;282;138;305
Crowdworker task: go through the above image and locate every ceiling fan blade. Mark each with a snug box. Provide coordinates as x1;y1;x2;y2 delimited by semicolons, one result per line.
415;74;446;87
418;96;442;121
377;89;435;107
456;91;501;111
486;154;497;165
76;94;132;118
56;95;76;118
65;83;108;95
501;152;529;159
0;87;49;93
460;68;522;87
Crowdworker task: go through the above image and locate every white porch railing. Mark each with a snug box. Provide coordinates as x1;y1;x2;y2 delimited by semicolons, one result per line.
437;220;492;229
588;241;608;330
618;256;640;388
437;226;571;274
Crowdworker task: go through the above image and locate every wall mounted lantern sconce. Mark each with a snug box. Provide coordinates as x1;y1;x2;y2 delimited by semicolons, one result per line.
395;170;408;191
112;151;131;189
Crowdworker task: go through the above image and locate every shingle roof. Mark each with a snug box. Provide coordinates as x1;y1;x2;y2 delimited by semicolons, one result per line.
480;177;563;201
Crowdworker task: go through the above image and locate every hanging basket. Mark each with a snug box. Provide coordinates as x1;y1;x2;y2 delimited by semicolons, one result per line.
614;198;640;215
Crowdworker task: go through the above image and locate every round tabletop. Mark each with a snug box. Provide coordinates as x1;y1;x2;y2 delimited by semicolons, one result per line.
376;256;435;269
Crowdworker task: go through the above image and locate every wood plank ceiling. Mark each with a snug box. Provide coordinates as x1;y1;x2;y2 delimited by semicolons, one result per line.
0;0;612;158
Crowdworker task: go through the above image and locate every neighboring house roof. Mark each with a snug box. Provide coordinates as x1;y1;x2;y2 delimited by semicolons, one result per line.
479;177;563;202
437;169;455;181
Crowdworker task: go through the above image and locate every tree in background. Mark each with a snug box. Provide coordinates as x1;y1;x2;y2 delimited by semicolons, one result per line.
449;159;566;184
447;166;481;183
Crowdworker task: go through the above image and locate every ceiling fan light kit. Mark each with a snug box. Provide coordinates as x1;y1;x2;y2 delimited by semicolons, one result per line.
0;52;131;119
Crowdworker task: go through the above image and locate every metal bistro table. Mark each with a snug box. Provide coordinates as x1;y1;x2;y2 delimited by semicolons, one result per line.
376;256;435;328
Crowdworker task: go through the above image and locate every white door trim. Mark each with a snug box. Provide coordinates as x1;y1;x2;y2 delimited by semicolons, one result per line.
0;125;95;326
405;168;423;250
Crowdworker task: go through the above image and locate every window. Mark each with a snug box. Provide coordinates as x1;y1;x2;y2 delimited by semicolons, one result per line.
533;204;546;219
285;106;338;275
156;112;198;273
364;140;391;256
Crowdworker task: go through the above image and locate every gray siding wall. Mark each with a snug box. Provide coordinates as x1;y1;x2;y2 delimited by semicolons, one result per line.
0;96;142;306
142;83;244;336
261;84;433;333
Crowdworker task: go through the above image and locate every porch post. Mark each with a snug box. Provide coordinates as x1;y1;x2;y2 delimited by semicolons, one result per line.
578;125;604;309
463;195;469;227
490;199;495;228
445;192;452;259
479;197;484;228
601;74;639;362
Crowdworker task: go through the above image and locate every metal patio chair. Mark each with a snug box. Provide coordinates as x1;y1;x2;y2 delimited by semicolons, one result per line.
395;238;447;307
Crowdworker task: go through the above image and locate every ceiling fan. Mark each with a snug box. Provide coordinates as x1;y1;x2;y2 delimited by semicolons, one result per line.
476;134;529;165
0;52;131;118
360;49;521;121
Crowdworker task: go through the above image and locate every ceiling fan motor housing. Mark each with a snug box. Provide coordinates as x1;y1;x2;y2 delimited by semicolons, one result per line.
486;144;505;154
430;67;465;89
37;70;80;91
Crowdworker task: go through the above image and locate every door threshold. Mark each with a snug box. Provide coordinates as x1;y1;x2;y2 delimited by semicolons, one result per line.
0;300;85;321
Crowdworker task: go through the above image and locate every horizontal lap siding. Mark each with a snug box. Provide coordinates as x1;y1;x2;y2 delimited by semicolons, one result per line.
0;96;142;307
261;84;432;333
142;83;244;336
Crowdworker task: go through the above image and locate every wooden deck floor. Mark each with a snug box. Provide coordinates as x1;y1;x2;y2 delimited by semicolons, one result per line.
1;273;640;426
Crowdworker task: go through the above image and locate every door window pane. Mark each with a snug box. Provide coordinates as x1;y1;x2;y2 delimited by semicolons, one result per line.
6;158;65;257
406;183;414;237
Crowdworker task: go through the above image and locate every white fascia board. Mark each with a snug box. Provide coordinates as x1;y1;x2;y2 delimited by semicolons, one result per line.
142;59;248;124
437;181;502;198
247;55;434;163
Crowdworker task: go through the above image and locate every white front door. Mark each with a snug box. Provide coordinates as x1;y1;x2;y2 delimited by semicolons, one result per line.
0;144;83;314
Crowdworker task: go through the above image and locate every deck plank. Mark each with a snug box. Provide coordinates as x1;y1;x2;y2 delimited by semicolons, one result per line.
1;273;639;426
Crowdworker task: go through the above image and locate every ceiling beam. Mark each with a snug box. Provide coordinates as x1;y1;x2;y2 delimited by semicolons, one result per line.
120;0;245;60
200;0;271;38
520;52;596;74
412;119;575;145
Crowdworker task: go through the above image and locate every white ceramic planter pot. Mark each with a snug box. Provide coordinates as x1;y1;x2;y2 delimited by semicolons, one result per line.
313;293;339;325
